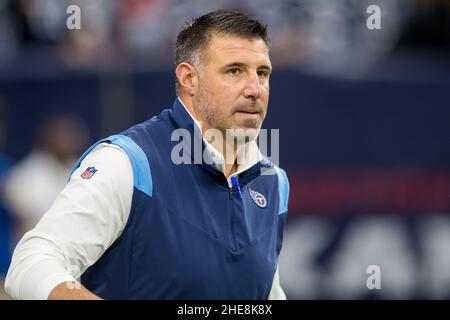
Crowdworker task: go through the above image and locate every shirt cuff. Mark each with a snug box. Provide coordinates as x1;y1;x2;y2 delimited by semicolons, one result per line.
19;259;76;300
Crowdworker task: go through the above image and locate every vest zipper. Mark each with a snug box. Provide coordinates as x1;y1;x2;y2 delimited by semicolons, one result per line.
228;179;238;252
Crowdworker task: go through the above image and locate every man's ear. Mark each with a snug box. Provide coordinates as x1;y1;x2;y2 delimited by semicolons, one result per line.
176;62;198;96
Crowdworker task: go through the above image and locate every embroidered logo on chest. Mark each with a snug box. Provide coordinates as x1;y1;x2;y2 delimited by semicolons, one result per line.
248;187;267;208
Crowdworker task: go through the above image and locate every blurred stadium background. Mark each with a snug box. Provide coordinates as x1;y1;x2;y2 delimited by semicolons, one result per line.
0;0;449;299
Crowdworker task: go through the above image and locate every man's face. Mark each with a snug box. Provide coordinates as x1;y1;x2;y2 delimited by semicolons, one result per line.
192;34;271;140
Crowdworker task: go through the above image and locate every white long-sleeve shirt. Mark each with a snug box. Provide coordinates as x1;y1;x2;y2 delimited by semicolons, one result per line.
5;99;286;300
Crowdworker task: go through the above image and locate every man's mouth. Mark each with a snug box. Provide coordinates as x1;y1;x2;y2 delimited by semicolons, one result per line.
234;110;261;121
235;109;261;115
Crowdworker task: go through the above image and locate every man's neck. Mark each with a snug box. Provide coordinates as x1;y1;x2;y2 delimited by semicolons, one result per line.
221;138;240;177
225;162;238;178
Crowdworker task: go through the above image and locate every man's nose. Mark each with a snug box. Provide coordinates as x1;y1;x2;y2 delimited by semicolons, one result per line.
243;73;262;99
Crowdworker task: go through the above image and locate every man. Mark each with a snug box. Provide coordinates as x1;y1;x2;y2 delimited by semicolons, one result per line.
5;10;289;300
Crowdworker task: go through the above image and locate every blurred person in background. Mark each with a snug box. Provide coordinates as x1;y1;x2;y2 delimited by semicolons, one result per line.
58;0;119;68
118;0;169;62
0;101;12;299
3;115;89;239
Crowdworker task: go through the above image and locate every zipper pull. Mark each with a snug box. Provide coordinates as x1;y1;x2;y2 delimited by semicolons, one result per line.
230;176;243;200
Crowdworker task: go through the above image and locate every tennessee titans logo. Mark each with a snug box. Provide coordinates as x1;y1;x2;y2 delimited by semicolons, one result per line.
81;167;97;179
248;187;267;208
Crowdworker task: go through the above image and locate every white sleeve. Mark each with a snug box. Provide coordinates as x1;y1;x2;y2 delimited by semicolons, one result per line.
267;265;287;300
4;143;133;300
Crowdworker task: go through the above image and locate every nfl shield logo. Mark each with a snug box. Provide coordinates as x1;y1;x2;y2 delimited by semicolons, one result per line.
248;187;267;208
81;167;97;179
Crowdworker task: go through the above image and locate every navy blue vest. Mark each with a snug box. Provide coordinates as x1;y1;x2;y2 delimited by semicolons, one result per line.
72;99;289;299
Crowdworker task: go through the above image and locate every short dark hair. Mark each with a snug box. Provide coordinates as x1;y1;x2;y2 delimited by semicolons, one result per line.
175;10;269;93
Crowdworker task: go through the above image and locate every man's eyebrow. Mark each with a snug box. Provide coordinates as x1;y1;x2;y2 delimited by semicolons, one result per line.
223;63;246;69
223;63;272;72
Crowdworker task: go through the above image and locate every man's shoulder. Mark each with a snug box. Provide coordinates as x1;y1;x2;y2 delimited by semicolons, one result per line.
273;165;289;187
260;162;290;195
259;157;290;181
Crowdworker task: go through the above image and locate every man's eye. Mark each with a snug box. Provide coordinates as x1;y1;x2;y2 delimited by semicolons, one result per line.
257;70;269;78
228;68;241;75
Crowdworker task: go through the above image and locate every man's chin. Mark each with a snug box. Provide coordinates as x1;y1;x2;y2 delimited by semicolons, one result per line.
226;126;260;142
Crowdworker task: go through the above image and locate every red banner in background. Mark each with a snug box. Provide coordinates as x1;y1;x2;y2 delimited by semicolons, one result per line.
289;169;450;215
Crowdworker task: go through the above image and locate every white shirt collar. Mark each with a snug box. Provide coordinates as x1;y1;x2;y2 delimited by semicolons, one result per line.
177;97;263;182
